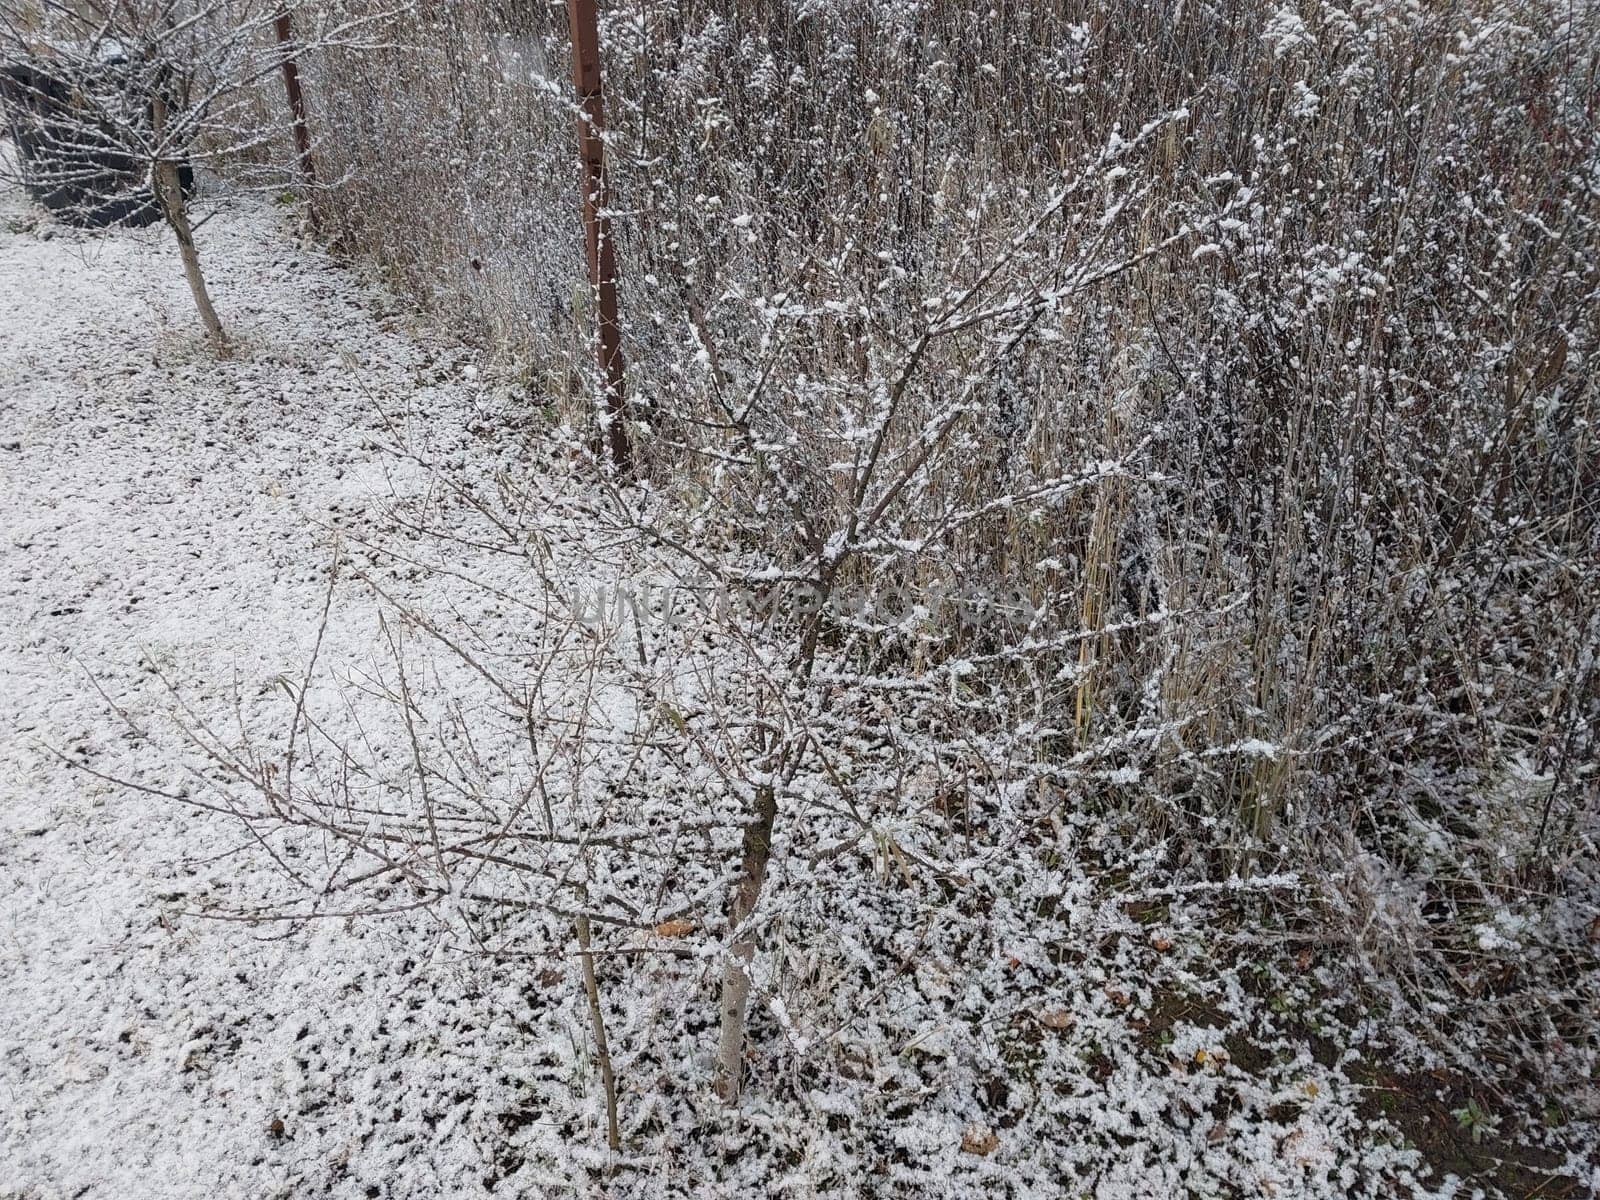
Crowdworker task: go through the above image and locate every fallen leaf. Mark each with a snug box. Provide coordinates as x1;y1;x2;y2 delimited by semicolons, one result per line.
654;918;695;937
960;1124;999;1156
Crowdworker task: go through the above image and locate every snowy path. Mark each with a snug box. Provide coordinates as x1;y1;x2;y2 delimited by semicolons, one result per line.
0;182;589;1198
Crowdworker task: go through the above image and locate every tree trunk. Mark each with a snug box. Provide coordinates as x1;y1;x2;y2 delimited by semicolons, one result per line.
713;779;778;1101
155;162;226;351
714;608;828;1102
150;97;227;352
576;909;621;1153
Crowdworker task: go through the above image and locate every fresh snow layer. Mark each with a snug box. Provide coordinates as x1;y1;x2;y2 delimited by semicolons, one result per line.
1;174;1584;1200
0;178;595;1198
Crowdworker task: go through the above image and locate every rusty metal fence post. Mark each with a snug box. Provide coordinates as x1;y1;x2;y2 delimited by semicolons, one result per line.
567;0;632;474
273;10;318;210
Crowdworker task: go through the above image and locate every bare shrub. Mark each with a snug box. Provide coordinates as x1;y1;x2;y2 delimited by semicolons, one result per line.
0;0;396;347
143;0;1600;1116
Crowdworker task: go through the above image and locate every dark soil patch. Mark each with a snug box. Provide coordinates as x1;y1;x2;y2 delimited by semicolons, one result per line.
1344;1059;1584;1199
1135;971;1585;1198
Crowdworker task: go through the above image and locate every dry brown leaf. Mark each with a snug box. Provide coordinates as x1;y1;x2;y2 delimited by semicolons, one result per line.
654;918;695;937
960;1125;999;1156
1037;1008;1074;1031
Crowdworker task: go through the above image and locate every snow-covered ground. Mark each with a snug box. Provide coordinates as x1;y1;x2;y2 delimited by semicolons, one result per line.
0;178;593;1197
1;176;1591;1199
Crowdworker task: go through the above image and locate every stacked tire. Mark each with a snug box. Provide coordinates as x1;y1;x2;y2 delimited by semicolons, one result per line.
0;59;189;228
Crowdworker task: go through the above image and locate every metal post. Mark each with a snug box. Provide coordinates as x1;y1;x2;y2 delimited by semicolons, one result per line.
273;10;317;203
567;0;632;474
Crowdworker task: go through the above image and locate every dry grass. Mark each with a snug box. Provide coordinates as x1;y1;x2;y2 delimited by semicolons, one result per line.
287;0;1598;1093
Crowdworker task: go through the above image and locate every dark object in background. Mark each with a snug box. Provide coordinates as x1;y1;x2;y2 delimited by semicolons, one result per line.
0;58;193;228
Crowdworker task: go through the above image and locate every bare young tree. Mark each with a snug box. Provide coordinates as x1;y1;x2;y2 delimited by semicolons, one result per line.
0;0;392;350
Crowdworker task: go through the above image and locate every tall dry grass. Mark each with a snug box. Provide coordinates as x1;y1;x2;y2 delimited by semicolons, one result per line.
294;0;1598;1089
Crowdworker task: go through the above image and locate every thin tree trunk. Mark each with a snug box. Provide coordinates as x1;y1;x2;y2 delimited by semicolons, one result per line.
714;608;828;1102
566;0;632;474
713;779;778;1101
156;162;225;351
576;909;621;1153
150;96;226;352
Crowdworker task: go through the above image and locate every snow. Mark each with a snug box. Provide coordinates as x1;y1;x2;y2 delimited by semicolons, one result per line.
0;177;600;1197
0;172;1588;1198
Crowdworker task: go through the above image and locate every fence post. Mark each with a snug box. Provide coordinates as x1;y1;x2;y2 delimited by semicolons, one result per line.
273;10;318;211
567;0;632;474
